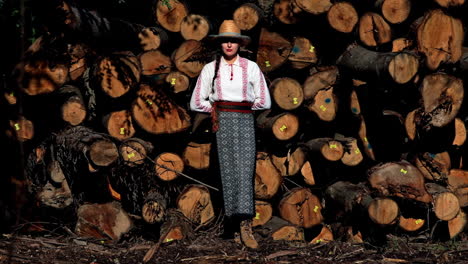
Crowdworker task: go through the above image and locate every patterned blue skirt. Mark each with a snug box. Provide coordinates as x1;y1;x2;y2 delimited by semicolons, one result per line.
216;111;256;217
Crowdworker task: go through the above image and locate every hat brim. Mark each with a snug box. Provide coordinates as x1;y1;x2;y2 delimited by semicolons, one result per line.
208;34;251;46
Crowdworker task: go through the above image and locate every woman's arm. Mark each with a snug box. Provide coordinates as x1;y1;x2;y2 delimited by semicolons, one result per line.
251;63;271;110
190;64;214;113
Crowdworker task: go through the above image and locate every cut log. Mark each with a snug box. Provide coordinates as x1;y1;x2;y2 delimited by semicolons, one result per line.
301;161;315;185
252;200;273;227
295;0;332;14
155;0;188;32
142;189;167;224
359;12;392;47
256;110;299;141
434;0;465;8
358;117;376;160
257;28;293;72
327;2;358;33
341;138;363;166
37;160;73;210
417;9;463;70
425;183;460;221
139;50;172;76
103;110;136;141
414;151;451;181
271;147;306;176
404;109;417;141
180;14;210;41
337;44;419;84
131;84;191;134
453;118;466;146
368;198;399;225
368;162;432;203
20;60;68;95
4;91;17;105
58;85;86;126
89;139;119;167
68;42;91;81
177;185;214;226
279;187;323;228
448;210;467;239
165;71;190;93
10;116;34;142
398;215;425;232
160;209;192;243
392;38;414;52
138;27;169;51
376;0;411;24
120;138;153;166
310;225;334;244
155;152;184;181
273;0;299;24
303;66;338;99
233;3;263;31
420;73;464;128
172;40;206;78
447;169;468;207
255;152;283;199
346;227;363;243
92;52;141;98
308;87;337;121
258;216;305;241
75;201;133;240
182;142;211;170
301;138;344;161
288;37;318;69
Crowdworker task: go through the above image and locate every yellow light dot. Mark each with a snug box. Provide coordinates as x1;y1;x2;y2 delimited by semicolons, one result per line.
293;97;298;104
319;105;327;111
313;205;319;213
400;169;408;174
354;148;361;154
119;128;125;135
164;238;174;243
309;45;315;53
127;153;135;159
14;123;20;131
415;219;423;225
279;125;287;132
255;212;261;219
330;144;337;149
315;239;323;244
171;78;176;85
364;137;368;142
265;61;271;67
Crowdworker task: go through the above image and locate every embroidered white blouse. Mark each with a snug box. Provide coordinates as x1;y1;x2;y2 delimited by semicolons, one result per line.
190;55;271;113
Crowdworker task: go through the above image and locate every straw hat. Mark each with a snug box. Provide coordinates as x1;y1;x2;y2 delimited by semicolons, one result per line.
209;20;251;46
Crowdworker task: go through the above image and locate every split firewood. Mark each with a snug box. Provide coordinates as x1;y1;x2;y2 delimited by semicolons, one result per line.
255;152;283;199
279;187;323;228
358;12;392;47
301;161;315;186
453;118;466;147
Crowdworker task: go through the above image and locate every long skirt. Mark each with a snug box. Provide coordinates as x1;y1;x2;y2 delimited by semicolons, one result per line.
216;111;256;217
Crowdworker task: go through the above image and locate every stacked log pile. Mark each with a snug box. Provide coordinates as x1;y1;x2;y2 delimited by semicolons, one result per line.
3;0;467;245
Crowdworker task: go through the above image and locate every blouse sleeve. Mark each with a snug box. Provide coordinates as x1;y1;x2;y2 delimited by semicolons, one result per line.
251;63;271;110
190;64;214;113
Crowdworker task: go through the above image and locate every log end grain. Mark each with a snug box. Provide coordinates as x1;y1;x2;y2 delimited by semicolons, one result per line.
327;2;358;33
367;198;399;225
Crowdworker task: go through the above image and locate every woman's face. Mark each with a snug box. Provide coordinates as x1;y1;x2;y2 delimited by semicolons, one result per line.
221;40;239;58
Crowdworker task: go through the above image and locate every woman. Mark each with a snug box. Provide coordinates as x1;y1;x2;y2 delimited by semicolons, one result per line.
190;20;271;249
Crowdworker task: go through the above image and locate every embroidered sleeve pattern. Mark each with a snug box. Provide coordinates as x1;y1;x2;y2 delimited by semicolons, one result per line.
252;64;271;110
190;66;213;112
240;57;249;101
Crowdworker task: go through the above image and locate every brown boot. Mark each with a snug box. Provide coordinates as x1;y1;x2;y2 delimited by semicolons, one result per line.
240;219;258;249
